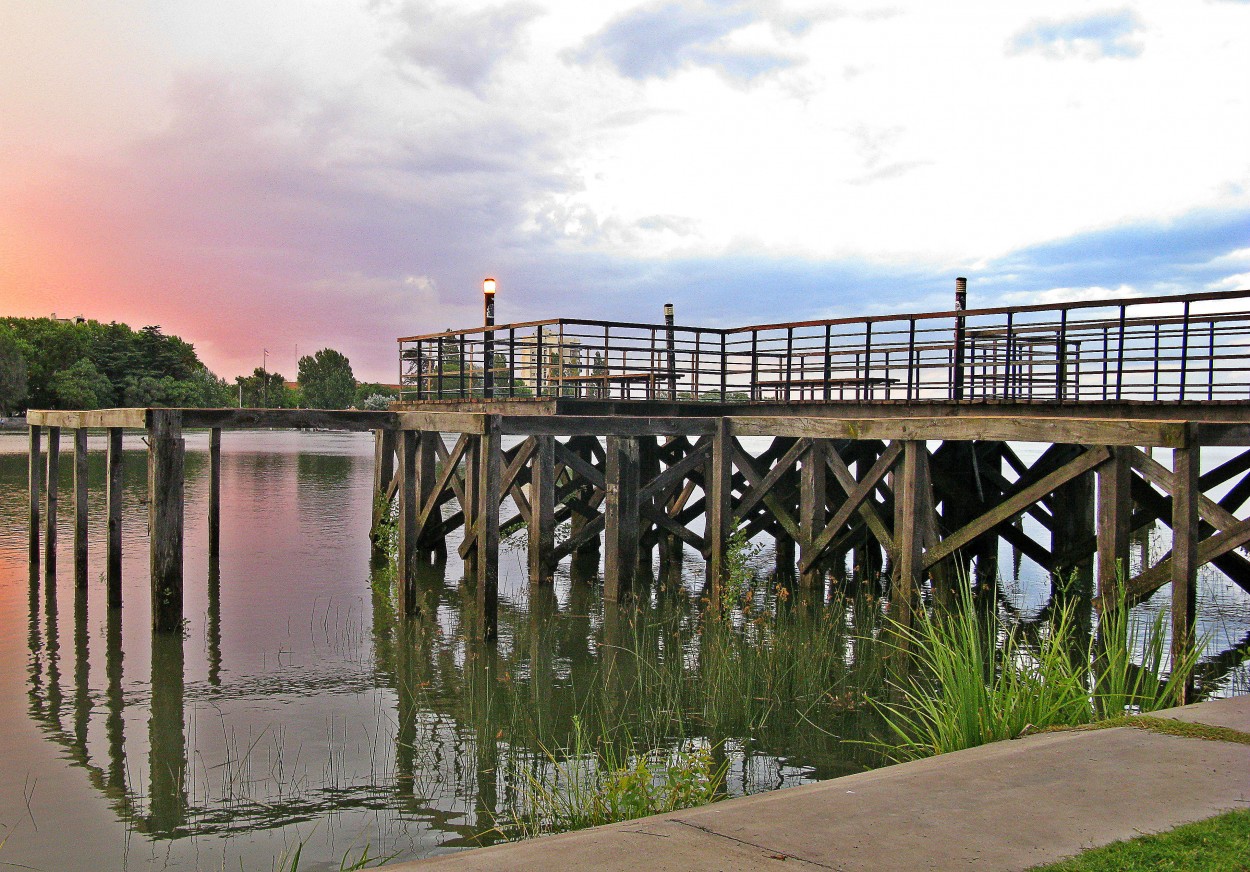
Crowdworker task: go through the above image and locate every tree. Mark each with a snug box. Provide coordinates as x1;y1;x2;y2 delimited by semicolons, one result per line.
297;348;356;409
50;359;115;409
0;328;29;415
235;368;295;408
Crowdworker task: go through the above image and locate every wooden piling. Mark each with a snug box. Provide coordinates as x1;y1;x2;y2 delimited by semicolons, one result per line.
74;428;89;589
604;434;641;601
705;419;733;606
28;425;41;585
799;438;827;590
416;432;443;558
397;429;419;615
892;440;925;636
476;416;501;640
148;410;185;633
529;434;555;584
106;428;123;607
1170;443;1199;703
208;428;221;558
1096;446;1133;603
45;426;59;583
371;429;396;544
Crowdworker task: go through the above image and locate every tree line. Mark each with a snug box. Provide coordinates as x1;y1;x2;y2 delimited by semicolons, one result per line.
0;317;395;414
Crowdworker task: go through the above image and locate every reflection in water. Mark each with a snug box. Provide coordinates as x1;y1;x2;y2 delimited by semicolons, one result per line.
4;432;1249;871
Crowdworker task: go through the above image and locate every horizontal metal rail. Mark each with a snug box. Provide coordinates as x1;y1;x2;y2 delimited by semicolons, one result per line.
397;288;1250;404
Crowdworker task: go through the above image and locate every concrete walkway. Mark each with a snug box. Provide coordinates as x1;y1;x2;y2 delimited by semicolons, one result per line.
386;696;1250;872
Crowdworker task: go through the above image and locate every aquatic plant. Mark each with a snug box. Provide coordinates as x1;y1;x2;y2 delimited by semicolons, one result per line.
875;570;1205;761
493;716;725;840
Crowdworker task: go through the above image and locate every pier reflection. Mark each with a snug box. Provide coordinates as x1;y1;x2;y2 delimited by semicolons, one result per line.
20;540;1250;855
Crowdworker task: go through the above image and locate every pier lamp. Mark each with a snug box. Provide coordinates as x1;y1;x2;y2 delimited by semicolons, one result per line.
483;277;497;398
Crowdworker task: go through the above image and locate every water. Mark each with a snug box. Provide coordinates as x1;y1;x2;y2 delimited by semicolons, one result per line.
0;431;1246;870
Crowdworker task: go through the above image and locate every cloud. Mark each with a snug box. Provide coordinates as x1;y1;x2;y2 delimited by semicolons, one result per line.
384;0;543;92
569;0;803;82
1008;9;1145;60
971;207;1250;302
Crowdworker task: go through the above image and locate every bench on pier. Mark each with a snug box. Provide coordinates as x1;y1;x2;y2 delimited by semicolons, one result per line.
753;376;900;401
553;372;657;399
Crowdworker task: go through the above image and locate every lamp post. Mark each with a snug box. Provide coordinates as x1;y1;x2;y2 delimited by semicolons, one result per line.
262;348;269;408
483;277;496;399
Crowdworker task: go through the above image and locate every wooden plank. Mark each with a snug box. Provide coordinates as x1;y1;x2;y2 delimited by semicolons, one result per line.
731;442;802;541
923;446;1111;570
148;410;185;632
799;439;827;589
397;430;418;615
28;425;41;585
638;436;710;503
553;440;607;492
825;442;899;560
603;435;641;601
44;426;59;583
74;428;88;589
733;437;808;520
554;513;605;562
1097;446;1133;603
501;415;717;437
28;408;147;429
185;408;401;432
106;428;123;607
641;503;705;553
208;428;222;557
729;415;1190;447
705;419;733;600
1121;517;1250;605
529;435;555;585
1193;422;1250;447
477;417;502;640
801;441;901;572
1129;447;1238;533
1171;444;1199;704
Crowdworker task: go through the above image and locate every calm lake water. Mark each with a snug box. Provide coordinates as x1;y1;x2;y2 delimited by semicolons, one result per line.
0;430;1246;870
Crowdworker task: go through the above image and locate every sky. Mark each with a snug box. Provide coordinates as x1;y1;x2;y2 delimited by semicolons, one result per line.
1;0;1248;383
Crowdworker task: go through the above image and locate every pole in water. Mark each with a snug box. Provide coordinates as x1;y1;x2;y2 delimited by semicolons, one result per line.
664;302;677;400
953;276;967;400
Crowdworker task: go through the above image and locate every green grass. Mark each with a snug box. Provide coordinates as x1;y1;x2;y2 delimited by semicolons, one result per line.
1046;715;1250;745
873;573;1205;761
1029;809;1250;871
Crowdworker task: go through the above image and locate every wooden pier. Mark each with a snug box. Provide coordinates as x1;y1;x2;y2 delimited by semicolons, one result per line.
23;287;1250;703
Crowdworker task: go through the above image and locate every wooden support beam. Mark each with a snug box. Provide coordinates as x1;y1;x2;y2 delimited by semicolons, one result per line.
1120;517;1250;606
705;419;733;604
106;428;123;606
208;428;222;558
397;430;419;615
45;426;60;583
825;442;899;562
148;410;185;633
799;439;827;589
892;440;925;638
476;416;502;640
29;425;41;586
604;435;641;601
1130;447;1239;533
801;441;901;573
923;446;1111;570
371;429;396;542
529;435;556;585
731;441;802;541
423;434;469;545
1171;444;1199;704
74;428;88;589
1097;446;1134;605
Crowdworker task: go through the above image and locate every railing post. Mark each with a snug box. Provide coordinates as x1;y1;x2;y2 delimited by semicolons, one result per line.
1179;300;1191;401
953;276;967;401
1056;308;1068;401
1115;305;1126;400
906;319;916;400
665;304;678;400
535;328;544;397
719;332;727;401
750;332;758;400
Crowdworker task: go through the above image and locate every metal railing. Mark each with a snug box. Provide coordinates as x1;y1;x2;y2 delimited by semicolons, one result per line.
397;288;1250;404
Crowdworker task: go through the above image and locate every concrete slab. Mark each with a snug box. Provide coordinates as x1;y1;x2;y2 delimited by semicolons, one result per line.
385;700;1250;872
1150;695;1250;732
